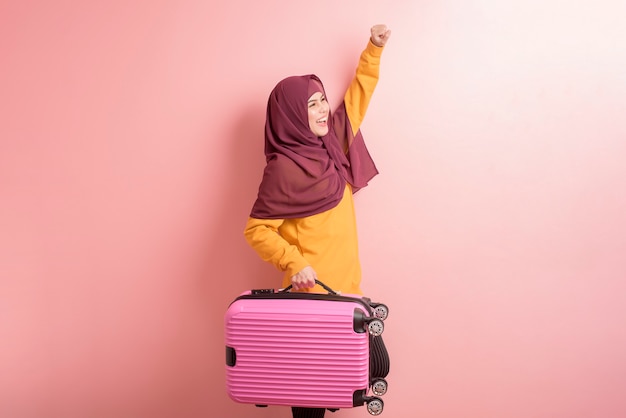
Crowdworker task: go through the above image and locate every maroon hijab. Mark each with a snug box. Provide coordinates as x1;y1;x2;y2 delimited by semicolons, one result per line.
250;74;378;219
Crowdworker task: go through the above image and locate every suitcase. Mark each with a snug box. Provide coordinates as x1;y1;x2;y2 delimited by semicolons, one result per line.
224;280;389;415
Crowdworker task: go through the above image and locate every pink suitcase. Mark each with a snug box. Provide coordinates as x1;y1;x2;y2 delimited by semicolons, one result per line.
224;280;389;415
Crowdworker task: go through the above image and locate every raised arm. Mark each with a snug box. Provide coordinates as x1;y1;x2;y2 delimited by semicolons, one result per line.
343;24;391;135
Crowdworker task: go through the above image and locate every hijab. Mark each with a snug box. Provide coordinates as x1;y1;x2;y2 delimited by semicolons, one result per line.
250;74;378;219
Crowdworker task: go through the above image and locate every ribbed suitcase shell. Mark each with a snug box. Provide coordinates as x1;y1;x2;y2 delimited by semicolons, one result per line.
225;291;371;409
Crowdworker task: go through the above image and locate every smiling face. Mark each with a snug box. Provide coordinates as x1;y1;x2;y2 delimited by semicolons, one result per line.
307;91;330;137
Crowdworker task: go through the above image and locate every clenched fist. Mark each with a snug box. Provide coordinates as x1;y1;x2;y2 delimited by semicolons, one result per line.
370;24;391;47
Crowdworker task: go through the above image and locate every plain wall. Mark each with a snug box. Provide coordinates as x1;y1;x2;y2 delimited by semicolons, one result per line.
2;1;625;417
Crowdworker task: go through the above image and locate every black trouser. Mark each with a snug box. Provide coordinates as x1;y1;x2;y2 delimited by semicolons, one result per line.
291;407;327;418
291;336;390;418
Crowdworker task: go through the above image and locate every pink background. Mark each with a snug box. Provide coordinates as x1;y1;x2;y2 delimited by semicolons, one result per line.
2;1;626;417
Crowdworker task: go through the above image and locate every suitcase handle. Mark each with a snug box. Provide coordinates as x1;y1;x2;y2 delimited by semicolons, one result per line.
280;279;339;295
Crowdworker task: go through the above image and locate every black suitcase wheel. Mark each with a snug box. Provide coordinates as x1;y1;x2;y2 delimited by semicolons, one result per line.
371;378;388;396
367;319;384;336
366;397;384;415
373;304;389;321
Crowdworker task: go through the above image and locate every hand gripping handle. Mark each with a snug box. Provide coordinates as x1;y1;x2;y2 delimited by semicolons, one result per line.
280;279;339;295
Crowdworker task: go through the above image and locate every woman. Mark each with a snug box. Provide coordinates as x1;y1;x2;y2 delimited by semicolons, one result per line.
244;25;391;418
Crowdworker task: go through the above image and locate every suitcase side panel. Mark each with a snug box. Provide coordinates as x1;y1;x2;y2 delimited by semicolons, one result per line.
225;297;370;408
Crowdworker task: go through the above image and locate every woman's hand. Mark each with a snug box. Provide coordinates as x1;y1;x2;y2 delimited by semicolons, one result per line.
290;266;317;290
370;24;391;47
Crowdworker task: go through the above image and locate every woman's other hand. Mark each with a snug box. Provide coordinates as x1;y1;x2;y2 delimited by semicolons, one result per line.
370;24;391;47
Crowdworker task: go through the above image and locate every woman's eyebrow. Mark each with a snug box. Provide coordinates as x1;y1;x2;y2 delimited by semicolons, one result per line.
307;95;325;104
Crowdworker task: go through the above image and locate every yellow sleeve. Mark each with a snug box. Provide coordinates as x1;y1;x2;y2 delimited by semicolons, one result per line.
343;40;384;136
243;217;310;278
